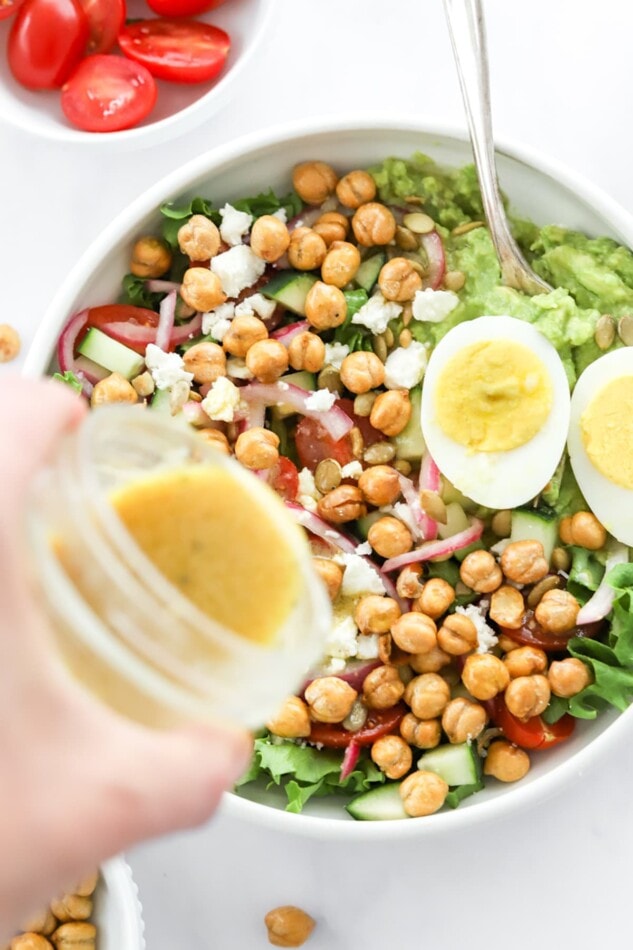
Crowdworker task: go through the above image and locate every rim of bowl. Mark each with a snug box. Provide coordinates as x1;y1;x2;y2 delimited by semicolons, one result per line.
0;0;274;150
100;856;145;948
23;114;633;839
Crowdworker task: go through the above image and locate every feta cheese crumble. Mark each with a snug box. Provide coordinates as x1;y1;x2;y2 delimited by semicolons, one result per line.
201;376;241;422
210;245;266;298
234;292;277;320
324;614;359;659
298;466;321;512
304;388;337;411
201;301;235;335
383;341;428;389
219;203;253;246
355;541;372;556
412;287;460;323
145;343;193;391
341;461;363;479
351;292;403;335
226;357;254;380
336;553;386;597
356;633;380;660
455;603;499;654
272;208;288;223
323;342;350;370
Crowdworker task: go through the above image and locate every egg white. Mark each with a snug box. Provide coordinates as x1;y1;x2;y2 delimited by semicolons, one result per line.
421;315;571;509
568;347;633;545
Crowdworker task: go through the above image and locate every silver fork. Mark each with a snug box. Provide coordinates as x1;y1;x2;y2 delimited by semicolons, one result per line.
443;0;552;295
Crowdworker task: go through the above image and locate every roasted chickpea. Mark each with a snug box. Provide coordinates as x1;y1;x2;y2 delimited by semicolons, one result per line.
459;549;503;593
50;895;92;923
437;613;478;655
287;331;326;372
363;664;406;709
250;215;291;262
370;734;412;779
305;676;357;723
0;323;20;363
504;674;551;720
404;672;450;719
321;240;361;287
264;905;316;948
336;169;377;209
245;338;289;383
313;211;349;246
180;267;226;312
287;227;327;270
351;202;397;247
266;696;311;738
222;315;268;357
197;428;231;453
416;578;455;619
378;257;423;302
534;588;580;634
183;341;226;385
74;873;99;898
461;653;510;701
396;564;424;600
358;464;401;506
292;160;338;205
10;936;53;950
441;697;488;744
368;516;413;559
354;595;401;635
129;235;172;278
304;280;347;330
339;350;385;394
548;657;592;697
369;390;411;436
20;908;57;935
50;923;96;950
234;427;279;470
483;740;530;782
317;484;367;523
409;645;452;674
570;511;607;550
503;645;548;679
91;373;138;407
391;612;437;654
400;712;441;749
399;770;448;817
311;557;343;601
558;516;574;545
178;215;221;261
489;585;525;629
500;540;549;585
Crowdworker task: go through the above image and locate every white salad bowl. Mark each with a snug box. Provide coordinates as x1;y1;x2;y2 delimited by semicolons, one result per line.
0;0;273;149
23;116;633;839
96;858;145;950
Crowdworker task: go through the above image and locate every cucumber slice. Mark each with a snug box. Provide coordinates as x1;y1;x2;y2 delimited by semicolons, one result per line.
510;506;558;565
270;371;316;420
417;742;480;786
262;270;318;316
345;782;408;821
77;327;144;380
355;253;385;293
392;386;424;461
356;510;383;540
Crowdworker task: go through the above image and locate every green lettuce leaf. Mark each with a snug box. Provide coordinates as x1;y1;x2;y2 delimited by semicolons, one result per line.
160;190;301;247
52;370;83;394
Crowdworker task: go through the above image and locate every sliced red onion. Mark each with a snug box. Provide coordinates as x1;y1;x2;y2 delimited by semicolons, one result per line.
101;312;202;350
272;252;290;271
420;231;446;290
287;207;322;231
239;382;354;440
397;474;425;542
74;354;110;385
285;502;359;555
57;310;94;397
303;659;381;695
418;452;443;540
155;290;177;352
271;320;309;344
576;543;629;624
145;279;182;293
340;740;361;782
382;518;485;572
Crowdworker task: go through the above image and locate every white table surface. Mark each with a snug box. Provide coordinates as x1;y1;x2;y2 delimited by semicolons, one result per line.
2;1;632;947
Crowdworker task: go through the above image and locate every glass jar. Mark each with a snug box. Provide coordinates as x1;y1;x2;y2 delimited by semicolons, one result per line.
26;406;331;729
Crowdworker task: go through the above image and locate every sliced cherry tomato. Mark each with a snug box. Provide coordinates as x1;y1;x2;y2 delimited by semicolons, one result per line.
336;398;382;449
490;696;576;750
61;55;158;133
308;704;406;749
294;398;382;472
78;305;159;353
146;0;226;14
0;0;26;21
270;457;299;502
118;18;230;84
8;0;89;90
78;0;125;54
500;609;604;653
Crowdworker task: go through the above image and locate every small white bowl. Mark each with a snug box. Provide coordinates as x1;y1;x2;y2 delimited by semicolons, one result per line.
23;116;633;839
96;858;145;950
0;0;273;149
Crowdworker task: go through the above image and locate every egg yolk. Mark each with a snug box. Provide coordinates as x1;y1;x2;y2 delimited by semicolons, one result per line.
434;339;553;452
581;375;633;490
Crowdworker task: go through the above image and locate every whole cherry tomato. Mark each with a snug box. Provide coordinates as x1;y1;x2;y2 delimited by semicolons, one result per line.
0;0;26;21
8;0;89;90
78;0;126;54
118;18;230;84
146;0;227;14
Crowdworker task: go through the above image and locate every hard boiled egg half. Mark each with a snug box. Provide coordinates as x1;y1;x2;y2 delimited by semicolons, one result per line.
421;315;571;508
568;348;633;545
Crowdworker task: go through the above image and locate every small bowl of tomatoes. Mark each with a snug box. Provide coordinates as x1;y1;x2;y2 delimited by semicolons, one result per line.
0;0;273;145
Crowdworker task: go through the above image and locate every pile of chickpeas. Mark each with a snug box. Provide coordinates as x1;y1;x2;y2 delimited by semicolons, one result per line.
8;873;98;950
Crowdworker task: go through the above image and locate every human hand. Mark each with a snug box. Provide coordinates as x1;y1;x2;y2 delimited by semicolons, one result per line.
0;376;252;941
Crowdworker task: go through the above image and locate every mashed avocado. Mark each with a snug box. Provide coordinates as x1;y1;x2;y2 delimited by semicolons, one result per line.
371;154;633;386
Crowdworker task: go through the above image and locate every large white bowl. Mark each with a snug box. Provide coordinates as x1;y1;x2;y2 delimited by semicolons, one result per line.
96;858;145;950
0;0;273;149
24;116;633;839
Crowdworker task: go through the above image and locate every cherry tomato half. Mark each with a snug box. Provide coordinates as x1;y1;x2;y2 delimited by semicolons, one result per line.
0;0;26;21
78;0;125;54
62;55;158;133
146;0;227;14
294;397;382;472
118;18;230;84
8;0;89;90
490;696;576;750
500;609;604;653
270;457;299;502
308;704;406;749
78;305;159;353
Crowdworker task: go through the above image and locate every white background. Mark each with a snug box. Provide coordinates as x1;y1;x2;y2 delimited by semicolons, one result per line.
2;1;633;947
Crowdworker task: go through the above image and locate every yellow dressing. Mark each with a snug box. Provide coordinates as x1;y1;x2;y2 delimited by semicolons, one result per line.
580;375;633;490
434;339;553;452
